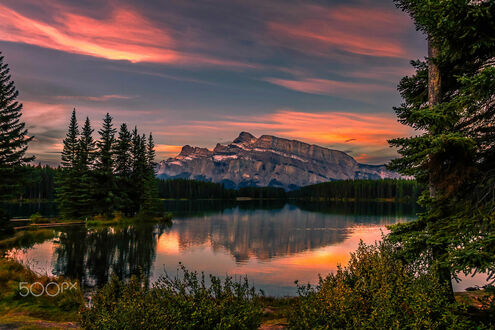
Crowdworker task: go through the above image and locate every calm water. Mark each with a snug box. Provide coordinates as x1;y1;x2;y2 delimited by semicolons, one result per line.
4;200;481;296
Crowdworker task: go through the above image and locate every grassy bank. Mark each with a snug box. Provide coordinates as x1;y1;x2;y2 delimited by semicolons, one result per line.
0;255;493;329
84;212;172;227
0;257;83;328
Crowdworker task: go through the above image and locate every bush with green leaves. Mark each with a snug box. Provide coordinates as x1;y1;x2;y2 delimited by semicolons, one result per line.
288;241;474;329
80;265;263;329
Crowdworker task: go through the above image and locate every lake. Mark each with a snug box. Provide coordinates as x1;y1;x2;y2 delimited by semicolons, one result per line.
4;200;483;296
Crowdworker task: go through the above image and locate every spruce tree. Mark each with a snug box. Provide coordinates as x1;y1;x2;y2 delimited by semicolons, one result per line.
387;0;495;295
115;123;133;215
94;113;117;217
142;133;160;216
129;128;147;214
0;53;34;196
77;117;97;217
57;109;80;219
0;52;33;233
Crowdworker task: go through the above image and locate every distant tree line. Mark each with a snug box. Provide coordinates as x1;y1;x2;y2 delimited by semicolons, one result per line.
158;178;235;199
13;174;422;202
290;179;423;202
20;164;57;200
57;110;161;219
157;178;420;201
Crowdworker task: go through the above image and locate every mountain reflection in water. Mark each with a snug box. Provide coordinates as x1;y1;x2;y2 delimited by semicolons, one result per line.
7;201;417;296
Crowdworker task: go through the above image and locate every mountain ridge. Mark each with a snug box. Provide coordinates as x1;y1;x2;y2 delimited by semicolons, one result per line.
157;132;400;190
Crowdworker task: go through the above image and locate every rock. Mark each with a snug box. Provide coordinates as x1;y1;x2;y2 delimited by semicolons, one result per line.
157;132;401;190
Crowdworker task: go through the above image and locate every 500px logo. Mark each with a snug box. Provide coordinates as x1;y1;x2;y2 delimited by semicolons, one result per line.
18;281;78;297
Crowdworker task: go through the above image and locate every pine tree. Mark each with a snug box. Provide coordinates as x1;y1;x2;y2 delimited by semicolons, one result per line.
94;113;117;217
0;53;34;199
0;52;33;233
387;0;495;296
114;123;133;215
146;133;156;170
76;117;97;217
129;129;147;214
141;133;161;216
57;109;80;219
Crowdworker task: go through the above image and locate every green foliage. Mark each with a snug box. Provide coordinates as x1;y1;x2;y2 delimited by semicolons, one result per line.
388;0;495;289
288;242;474;329
80;265;263;329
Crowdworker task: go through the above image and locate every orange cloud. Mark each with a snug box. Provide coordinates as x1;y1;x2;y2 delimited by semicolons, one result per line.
0;5;179;63
267;5;410;58
0;4;254;68
155;144;183;159
212;110;412;148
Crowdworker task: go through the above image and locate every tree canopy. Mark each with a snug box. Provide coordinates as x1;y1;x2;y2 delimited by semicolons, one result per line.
388;0;495;292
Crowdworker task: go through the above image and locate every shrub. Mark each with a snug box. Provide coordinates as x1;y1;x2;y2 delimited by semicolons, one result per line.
80;265;263;329
288;241;474;329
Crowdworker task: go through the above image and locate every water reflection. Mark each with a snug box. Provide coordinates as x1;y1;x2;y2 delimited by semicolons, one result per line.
52;223;169;288
171;204;407;263
8;201;417;295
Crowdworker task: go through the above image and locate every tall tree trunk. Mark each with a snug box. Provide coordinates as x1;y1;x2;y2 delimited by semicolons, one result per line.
428;37;455;300
428;38;441;198
428;38;442;109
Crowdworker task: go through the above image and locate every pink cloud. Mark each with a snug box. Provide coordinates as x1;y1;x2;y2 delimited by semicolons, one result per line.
56;94;136;102
0;4;255;68
267;4;411;58
264;77;389;96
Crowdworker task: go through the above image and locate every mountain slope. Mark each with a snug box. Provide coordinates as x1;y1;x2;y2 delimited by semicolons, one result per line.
157;132;400;189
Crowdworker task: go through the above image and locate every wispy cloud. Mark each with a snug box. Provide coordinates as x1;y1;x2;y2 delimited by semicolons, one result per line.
0;5;179;63
267;4;411;58
56;94;136;102
0;4;256;68
264;77;389;96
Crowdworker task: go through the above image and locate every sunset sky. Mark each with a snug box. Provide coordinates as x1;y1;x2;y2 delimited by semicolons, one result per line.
0;0;426;165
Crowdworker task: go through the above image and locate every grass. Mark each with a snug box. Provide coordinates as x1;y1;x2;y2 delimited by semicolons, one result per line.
85;212;173;227
0;257;83;328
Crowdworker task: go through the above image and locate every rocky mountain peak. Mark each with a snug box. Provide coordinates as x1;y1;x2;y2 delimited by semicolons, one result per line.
232;132;257;145
177;145;212;159
158;132;401;189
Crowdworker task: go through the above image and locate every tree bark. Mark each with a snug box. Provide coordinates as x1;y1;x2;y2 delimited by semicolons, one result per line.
428;38;442;110
428;38;441;198
428;36;455;301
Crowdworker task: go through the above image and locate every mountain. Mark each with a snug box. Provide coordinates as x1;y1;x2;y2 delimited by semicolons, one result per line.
157;132;400;190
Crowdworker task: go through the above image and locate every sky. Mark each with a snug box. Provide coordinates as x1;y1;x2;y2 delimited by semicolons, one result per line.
0;0;426;165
